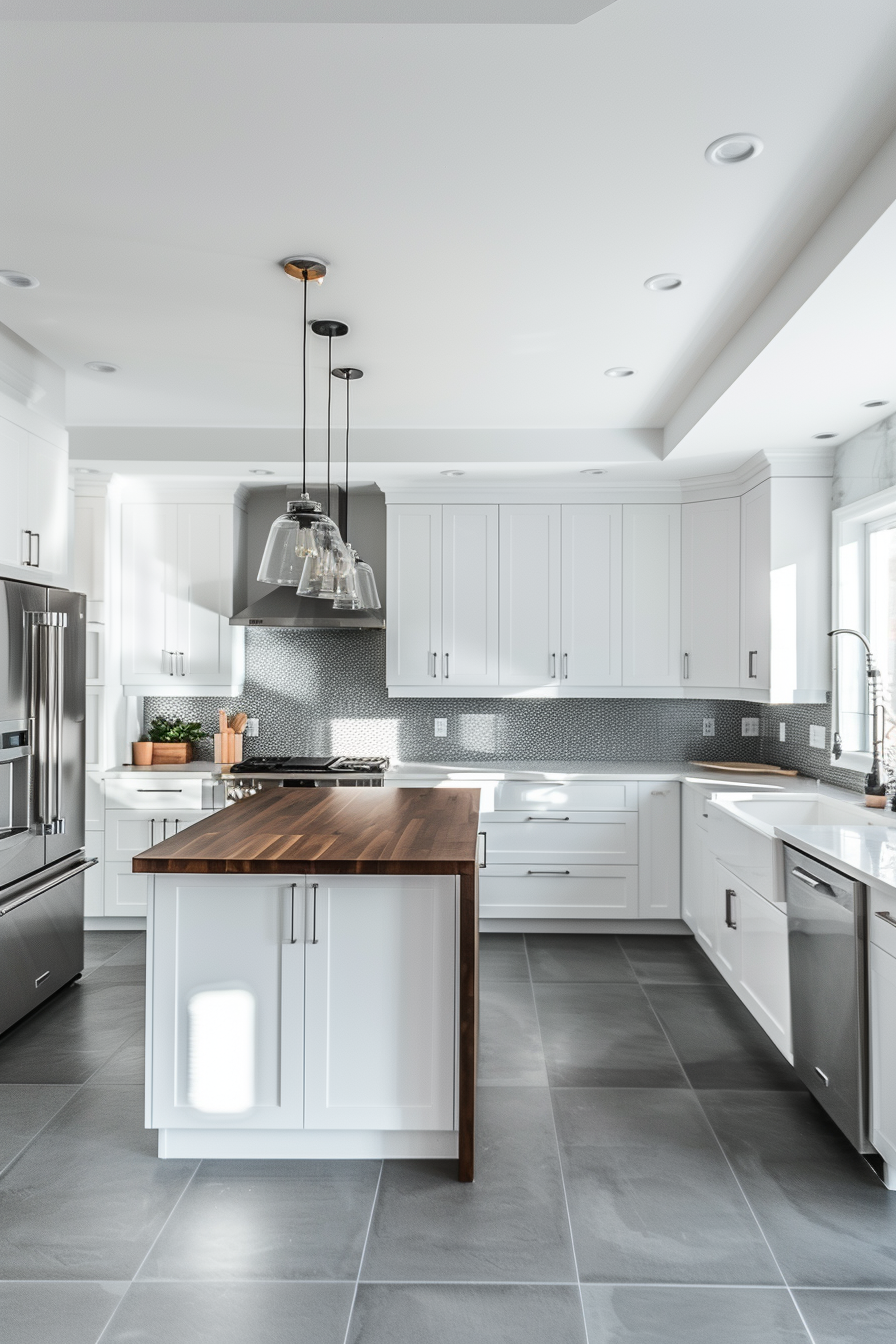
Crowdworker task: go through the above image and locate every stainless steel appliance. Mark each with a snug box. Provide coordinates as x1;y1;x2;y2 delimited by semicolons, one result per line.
0;579;95;1036
225;755;389;802
785;844;872;1153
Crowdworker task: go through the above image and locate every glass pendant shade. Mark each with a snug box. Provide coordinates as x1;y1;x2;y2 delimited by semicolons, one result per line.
296;517;352;599
355;559;381;610
332;550;363;610
257;495;329;586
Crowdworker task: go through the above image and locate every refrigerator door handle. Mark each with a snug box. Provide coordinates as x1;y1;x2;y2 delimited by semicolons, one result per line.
0;855;98;918
29;612;68;836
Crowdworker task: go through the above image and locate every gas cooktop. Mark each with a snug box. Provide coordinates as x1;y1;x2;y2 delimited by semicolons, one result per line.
230;756;389;776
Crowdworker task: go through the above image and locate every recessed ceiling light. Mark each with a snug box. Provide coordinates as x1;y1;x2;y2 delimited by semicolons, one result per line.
581;469;606;475
813;433;838;440
705;133;764;166
604;367;634;378
0;270;40;289
85;361;119;374
863;400;889;408
249;469;274;475
644;274;682;291
441;470;465;476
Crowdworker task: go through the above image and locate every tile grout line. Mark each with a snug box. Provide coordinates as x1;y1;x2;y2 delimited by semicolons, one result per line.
79;932;145;981
341;1158;384;1344
617;941;819;1344
524;933;592;1344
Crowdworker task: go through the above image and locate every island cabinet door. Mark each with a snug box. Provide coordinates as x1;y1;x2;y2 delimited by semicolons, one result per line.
303;875;457;1131
148;876;306;1130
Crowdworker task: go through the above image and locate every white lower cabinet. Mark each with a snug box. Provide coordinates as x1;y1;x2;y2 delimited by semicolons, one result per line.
869;942;896;1180
713;861;741;982
681;787;716;954
480;812;638;866
147;873;458;1142
104;810;214;916
479;868;638;920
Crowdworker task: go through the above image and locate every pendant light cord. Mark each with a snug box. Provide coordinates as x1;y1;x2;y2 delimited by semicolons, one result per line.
301;270;308;495
345;374;350;545
326;335;333;520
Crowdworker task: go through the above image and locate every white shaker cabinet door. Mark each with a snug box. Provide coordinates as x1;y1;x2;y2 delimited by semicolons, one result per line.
561;503;622;686
387;505;442;685
148;875;305;1130
870;943;896;1175
681;498;741;688
737;884;791;1059
304;875;456;1131
26;433;68;577
176;503;235;685
499;504;561;686
442;504;498;685
121;502;179;684
637;782;681;918
740;480;771;690
713;861;741;984
0;414;27;568
622;504;681;686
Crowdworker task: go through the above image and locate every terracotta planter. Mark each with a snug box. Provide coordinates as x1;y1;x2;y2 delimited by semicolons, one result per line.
132;741;153;766
151;743;194;765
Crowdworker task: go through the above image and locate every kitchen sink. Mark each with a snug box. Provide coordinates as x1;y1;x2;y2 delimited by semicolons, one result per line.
722;794;896;835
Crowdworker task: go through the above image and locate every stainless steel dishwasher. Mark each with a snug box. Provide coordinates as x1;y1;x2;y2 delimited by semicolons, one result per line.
784;844;873;1154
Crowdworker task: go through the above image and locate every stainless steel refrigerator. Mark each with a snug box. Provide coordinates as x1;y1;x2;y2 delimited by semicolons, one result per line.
0;579;95;1036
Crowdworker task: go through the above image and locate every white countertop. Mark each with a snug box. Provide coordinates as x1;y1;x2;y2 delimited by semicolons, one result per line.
774;822;896;895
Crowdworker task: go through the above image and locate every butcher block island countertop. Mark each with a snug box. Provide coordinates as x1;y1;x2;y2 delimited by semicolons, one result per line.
134;787;481;1181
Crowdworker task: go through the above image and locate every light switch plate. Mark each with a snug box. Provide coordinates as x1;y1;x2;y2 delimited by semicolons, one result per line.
779;722;786;742
245;718;259;737
741;717;759;737
809;724;826;749
702;718;715;736
434;718;448;738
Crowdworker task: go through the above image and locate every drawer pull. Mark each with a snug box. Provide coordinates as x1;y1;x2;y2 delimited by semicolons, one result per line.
137;789;184;793
527;870;570;876
875;910;896;930
478;830;487;868
526;815;570;822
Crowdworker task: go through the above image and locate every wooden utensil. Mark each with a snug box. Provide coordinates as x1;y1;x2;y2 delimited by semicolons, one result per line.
689;761;799;776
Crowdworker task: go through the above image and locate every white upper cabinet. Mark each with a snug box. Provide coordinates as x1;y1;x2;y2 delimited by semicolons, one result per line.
622;504;681;686
442;504;499;686
0;408;68;582
499;504;562;686
121;497;245;695
741;480;771;690
681;498;741;688
386;505;442;686
561;504;622;686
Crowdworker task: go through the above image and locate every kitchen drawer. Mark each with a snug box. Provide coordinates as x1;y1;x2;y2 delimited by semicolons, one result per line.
493;780;638;812
869;887;896;960
479;866;638;919
104;863;150;917
479;811;638;865
105;809;214;862
103;775;208;810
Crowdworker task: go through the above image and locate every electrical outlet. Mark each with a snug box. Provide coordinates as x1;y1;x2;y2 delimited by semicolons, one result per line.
434;718;448;738
809;724;826;749
702;718;715;736
245;718;259;737
741;717;759;737
779;722;786;742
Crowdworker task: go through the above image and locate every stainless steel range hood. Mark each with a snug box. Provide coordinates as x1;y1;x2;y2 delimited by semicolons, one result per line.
230;586;385;629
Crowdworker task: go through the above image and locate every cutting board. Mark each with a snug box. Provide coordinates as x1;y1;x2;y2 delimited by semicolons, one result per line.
689;761;799;777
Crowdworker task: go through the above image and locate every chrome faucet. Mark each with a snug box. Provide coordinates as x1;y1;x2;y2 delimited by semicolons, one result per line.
828;628;888;795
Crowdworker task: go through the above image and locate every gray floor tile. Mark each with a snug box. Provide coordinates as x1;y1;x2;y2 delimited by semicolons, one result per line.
699;1091;896;1287
553;1088;782;1285
0;978;145;1083
479;933;530;982
0;1281;127;1344
84;1030;145;1085
582;1285;810;1342
643;983;803;1090
0;1085;197;1279
526;934;635;982
103;933;146;967
793;1289;896;1342
0;1083;80;1173
479;982;548;1086
361;1088;577;1283
534;982;688;1087
617;934;726;984
348;1283;587;1344
138;1159;381;1281
103;1281;355;1343
82;931;141;971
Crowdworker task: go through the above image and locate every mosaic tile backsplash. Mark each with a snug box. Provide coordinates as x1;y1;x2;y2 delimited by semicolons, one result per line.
144;629;864;790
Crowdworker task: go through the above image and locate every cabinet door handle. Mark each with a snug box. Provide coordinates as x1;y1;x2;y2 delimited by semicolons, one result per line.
174;818;180;834
162;818;168;840
526;815;569;821
725;887;737;929
22;530;32;566
289;882;297;944
431;651;438;678
563;652;568;679
149;818;155;846
875;910;896;930
748;650;758;678
444;652;449;680
527;869;570;876
177;651;185;676
551;652;557;678
683;652;689;680
478;830;487;868
310;882;319;944
651;789;670;796
33;532;39;568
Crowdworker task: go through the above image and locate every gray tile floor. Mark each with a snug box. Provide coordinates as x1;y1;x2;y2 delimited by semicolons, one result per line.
0;930;894;1341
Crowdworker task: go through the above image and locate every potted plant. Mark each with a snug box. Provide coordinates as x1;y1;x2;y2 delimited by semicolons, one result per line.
147;717;209;765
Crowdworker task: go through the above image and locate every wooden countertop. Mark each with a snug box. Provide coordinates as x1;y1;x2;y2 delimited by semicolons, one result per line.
132;786;481;876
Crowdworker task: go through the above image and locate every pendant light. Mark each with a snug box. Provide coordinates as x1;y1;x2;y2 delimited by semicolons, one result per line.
332;367;381;611
296;318;353;600
256;258;349;587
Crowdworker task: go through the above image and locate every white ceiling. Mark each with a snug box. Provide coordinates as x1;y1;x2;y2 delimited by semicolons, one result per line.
3;1;896;467
0;2;613;20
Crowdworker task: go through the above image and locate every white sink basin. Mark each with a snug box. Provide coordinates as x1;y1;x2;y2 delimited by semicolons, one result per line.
724;794;895;835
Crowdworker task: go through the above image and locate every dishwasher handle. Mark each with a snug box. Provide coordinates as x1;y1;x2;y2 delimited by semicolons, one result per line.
790;866;835;896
